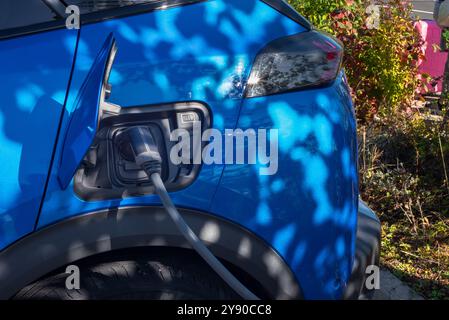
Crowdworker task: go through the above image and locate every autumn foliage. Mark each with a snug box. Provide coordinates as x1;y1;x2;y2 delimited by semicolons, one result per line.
288;0;425;122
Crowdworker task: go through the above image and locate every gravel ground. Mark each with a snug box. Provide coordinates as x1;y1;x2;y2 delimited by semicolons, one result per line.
372;269;424;300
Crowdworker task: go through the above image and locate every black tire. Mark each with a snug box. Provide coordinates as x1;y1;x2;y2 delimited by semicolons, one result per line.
13;249;240;300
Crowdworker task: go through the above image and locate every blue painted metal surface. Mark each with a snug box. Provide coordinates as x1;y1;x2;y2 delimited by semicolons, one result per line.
0;29;77;249
58;34;115;189
0;0;360;300
211;74;359;299
37;0;304;227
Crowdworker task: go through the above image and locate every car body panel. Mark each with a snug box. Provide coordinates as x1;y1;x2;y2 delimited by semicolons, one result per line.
36;0;305;229
211;74;359;299
0;0;377;301
0;28;77;249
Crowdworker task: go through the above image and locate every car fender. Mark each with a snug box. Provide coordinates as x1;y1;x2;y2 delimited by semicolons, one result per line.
0;206;301;300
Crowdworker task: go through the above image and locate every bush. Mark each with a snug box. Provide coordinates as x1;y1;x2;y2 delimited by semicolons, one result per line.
288;0;425;122
287;0;449;298
360;119;449;221
359;119;449;299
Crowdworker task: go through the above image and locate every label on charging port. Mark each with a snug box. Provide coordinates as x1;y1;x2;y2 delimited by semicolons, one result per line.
178;112;199;128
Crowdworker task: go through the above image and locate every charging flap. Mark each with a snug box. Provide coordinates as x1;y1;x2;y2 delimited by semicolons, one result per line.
58;33;117;189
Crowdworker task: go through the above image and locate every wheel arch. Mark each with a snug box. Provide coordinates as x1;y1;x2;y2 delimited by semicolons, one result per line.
0;206;302;299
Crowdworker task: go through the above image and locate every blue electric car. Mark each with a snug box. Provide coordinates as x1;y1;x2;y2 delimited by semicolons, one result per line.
0;0;380;300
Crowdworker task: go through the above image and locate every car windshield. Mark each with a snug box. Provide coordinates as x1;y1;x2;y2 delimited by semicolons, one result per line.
0;0;178;31
0;0;59;31
64;0;165;15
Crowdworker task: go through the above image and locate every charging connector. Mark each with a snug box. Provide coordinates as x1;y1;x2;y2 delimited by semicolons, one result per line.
115;126;162;175
115;126;260;300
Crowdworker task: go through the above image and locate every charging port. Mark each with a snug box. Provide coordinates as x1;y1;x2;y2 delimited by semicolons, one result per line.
73;102;211;201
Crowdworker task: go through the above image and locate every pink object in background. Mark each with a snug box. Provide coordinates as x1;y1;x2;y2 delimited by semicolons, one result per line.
415;20;448;94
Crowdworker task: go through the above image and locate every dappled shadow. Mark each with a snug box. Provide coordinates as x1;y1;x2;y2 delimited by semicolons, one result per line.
37;0;304;228
0;29;77;248
1;0;361;300
212;80;359;299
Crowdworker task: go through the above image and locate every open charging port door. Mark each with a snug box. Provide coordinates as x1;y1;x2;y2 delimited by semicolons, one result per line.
57;34;210;200
58;33;119;189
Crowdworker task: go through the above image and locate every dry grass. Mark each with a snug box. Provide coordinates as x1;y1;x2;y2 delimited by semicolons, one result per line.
360;119;449;300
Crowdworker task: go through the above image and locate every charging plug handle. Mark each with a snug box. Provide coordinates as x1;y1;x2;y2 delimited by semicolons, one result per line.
115;126;260;300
